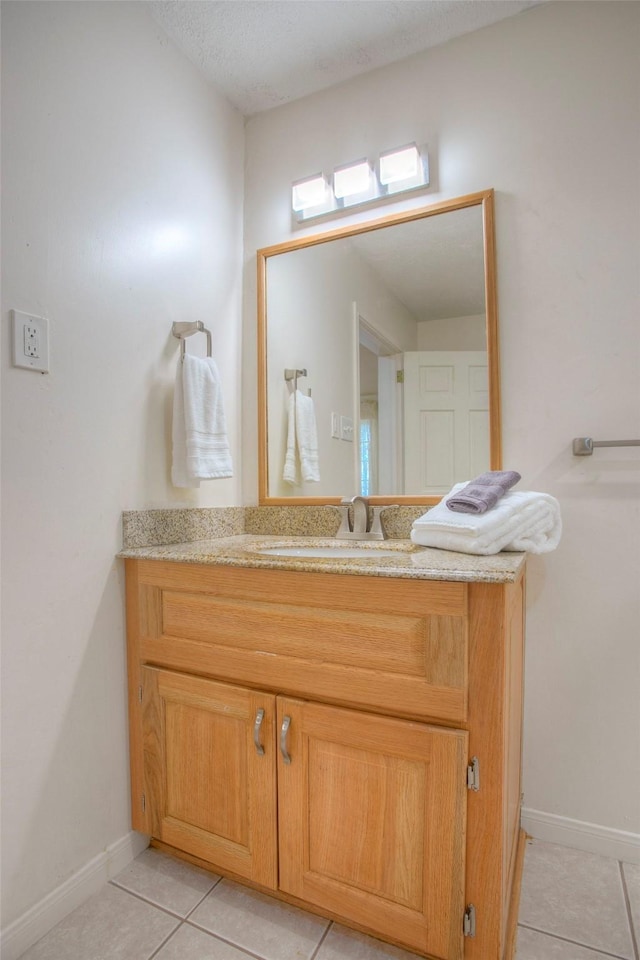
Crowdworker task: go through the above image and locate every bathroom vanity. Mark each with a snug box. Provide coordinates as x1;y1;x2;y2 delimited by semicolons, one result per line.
123;537;525;960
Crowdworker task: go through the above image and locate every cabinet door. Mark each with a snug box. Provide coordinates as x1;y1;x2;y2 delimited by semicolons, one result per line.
142;667;277;889
277;698;468;960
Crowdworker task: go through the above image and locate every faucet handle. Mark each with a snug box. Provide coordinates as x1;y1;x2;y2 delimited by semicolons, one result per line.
335;504;352;536
369;504;399;540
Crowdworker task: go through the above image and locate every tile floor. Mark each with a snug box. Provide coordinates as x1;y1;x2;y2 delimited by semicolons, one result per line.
17;839;640;960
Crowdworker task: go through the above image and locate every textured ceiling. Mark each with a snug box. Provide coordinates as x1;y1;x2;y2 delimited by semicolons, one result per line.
149;0;543;116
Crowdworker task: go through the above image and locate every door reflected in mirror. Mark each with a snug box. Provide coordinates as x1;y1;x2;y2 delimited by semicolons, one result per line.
258;191;501;504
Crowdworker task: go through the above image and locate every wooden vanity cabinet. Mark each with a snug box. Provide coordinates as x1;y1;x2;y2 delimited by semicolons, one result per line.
125;558;525;960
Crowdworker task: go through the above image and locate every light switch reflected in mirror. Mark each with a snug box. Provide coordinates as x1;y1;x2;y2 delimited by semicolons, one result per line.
257;191;501;505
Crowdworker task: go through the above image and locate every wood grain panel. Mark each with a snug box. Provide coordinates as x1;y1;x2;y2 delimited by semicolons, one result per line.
162;592;429;677
278;698;468;959
425;615;467;689
308;740;424;910
142;667;278;889
141;634;466;723
136;561;468;618
133;562;469;724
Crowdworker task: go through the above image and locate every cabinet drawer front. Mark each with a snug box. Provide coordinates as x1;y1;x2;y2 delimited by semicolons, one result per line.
137;565;468;723
278;698;468;960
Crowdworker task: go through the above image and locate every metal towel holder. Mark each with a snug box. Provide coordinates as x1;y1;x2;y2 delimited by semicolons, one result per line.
572;437;640;456
172;321;212;360
284;367;310;395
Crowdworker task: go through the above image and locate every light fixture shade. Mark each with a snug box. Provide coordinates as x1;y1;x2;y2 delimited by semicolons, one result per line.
379;144;420;185
333;160;372;199
292;174;329;212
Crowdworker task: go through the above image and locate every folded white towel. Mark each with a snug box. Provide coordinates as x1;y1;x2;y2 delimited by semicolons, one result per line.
411;482;561;555
172;354;233;487
283;390;320;484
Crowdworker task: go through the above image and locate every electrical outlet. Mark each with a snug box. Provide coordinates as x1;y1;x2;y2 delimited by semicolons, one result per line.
12;310;50;373
331;412;340;439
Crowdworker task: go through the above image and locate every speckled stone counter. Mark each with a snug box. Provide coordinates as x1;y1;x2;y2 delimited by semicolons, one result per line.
118;533;525;583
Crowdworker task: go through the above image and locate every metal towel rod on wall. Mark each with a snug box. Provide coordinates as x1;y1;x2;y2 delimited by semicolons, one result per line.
284;367;310;395
572;437;640;456
172;321;212;360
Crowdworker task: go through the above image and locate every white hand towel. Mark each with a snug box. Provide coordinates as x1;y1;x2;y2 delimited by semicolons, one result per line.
283;390;320;484
172;354;233;486
283;391;298;484
171;358;199;488
411;482;561;555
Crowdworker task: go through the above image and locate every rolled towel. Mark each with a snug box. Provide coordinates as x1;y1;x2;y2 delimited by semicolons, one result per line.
446;470;521;514
411;483;562;555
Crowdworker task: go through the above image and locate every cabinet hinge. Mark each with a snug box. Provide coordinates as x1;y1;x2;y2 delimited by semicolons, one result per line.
396;370;404;383
138;684;143;703
467;756;480;791
463;904;476;938
141;793;146;813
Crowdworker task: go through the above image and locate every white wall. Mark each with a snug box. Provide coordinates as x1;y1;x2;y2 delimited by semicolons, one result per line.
418;314;486;351
1;0;244;937
244;1;640;846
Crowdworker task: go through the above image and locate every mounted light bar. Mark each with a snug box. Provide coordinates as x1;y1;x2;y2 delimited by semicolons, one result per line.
292;144;429;222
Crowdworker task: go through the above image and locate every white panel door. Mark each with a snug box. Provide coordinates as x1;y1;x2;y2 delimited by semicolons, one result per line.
403;351;488;495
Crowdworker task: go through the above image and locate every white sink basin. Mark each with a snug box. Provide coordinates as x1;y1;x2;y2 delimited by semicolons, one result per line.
257;546;402;559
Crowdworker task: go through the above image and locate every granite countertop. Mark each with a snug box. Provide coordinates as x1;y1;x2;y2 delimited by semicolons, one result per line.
118;533;525;583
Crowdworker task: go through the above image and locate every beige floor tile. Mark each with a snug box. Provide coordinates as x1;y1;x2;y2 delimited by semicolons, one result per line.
519;839;634;959
189;879;329;960
111;847;219;917
315;924;424;959
622;861;640;943
516;925;627;959
18;883;179;960
155;923;256;959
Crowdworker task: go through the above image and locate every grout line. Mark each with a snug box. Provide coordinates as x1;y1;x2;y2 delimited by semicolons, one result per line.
620;862;640;960
309;919;333;960
146;921;185;960
182;874;224;921
108;880;196;922
184;920;276;960
517;923;631;959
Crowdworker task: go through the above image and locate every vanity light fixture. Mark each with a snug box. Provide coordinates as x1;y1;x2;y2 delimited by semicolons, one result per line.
378;143;428;194
292;144;429;222
291;173;332;214
333;159;375;201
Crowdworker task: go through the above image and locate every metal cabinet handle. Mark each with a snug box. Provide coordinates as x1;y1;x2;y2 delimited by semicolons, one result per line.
253;708;265;756
280;715;291;764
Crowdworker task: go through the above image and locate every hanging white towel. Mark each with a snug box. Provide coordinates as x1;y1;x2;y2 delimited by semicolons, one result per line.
172;354;233;487
411;482;561;555
171;358;199;488
283;390;320;484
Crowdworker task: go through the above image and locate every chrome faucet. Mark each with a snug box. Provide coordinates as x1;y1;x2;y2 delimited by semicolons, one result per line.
336;496;391;540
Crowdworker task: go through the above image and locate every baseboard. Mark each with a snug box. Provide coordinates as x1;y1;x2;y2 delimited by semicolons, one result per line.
522;807;640;863
0;830;149;960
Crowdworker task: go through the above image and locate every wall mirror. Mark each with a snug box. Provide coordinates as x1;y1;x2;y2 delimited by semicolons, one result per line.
257;190;501;505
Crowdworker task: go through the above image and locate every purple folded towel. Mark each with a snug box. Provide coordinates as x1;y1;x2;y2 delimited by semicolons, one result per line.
446;471;521;514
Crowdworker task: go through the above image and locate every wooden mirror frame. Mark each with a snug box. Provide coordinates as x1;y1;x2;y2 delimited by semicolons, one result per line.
257;189;501;505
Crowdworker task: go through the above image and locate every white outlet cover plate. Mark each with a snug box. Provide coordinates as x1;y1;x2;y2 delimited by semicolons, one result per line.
12;309;50;373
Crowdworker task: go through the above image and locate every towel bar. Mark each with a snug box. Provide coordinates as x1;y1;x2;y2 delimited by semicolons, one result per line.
284;367;310;395
172;321;212;360
572;437;640;456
